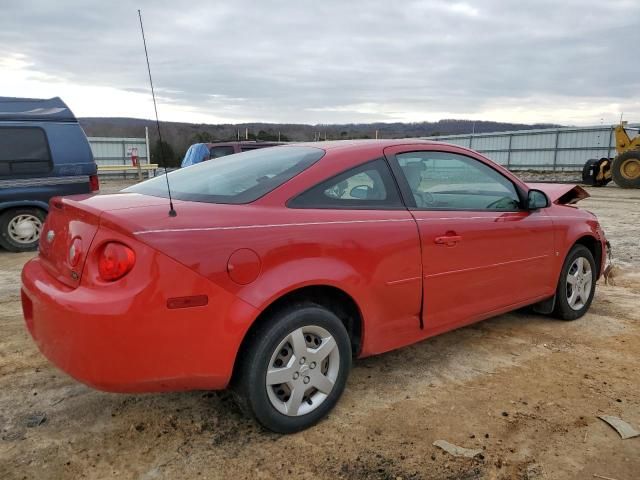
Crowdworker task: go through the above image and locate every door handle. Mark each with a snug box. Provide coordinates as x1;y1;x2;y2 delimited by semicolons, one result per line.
434;235;462;246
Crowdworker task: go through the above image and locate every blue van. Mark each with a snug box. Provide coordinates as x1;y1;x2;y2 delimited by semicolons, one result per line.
0;97;98;251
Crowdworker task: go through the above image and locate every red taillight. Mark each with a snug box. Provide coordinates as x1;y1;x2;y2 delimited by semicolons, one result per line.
89;174;100;192
98;242;135;281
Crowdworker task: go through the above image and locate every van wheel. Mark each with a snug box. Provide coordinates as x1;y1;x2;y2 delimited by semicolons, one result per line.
233;303;351;433
552;245;596;320
0;208;46;252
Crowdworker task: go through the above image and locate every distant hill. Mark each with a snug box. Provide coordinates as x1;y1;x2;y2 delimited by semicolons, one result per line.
79;117;560;167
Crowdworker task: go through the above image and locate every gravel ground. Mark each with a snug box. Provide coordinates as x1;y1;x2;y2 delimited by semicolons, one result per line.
0;182;638;480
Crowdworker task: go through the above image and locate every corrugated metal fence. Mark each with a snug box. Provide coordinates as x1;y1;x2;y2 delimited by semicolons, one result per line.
425;124;639;171
88;124;639;173
88;137;149;167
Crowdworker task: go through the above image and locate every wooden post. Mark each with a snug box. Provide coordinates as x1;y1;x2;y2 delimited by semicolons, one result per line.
135;145;143;181
145;126;151;178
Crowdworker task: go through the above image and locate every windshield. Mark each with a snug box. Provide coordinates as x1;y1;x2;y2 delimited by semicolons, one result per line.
124;146;324;204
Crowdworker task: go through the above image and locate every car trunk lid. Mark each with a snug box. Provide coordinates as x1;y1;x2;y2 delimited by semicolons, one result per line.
38;193;176;288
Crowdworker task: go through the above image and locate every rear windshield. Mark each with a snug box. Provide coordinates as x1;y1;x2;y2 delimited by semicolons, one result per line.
124;146;324;204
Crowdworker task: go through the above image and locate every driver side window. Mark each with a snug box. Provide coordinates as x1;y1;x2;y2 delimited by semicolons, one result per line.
396;151;521;211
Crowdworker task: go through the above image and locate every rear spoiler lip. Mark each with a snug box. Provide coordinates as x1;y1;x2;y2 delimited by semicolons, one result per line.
527;182;590;205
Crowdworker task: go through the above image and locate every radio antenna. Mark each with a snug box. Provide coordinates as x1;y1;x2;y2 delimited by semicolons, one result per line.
138;9;176;217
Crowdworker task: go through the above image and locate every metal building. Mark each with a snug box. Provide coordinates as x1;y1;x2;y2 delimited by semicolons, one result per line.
425;124;639;171
88;134;150;168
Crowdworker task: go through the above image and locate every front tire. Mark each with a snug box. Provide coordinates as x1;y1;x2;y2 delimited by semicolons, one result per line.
234;303;352;433
0;208;46;252
553;245;596;320
611;151;640;188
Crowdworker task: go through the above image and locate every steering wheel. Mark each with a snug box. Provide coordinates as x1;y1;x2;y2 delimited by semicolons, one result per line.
486;197;517;210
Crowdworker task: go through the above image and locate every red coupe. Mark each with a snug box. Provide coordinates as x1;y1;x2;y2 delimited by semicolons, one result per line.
21;140;608;433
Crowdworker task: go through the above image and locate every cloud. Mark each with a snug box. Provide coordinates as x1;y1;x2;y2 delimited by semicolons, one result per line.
1;0;639;125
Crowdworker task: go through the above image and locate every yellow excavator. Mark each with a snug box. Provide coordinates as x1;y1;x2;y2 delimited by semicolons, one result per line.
582;122;640;188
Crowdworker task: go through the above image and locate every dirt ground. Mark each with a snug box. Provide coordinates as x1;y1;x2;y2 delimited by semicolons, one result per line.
1;181;639;480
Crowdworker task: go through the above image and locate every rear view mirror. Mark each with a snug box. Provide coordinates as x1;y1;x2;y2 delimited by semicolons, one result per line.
527;189;549;209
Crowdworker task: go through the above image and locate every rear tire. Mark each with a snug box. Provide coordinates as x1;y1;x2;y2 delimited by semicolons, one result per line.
611;151;640;188
233;303;351;433
0;208;46;252
582;158;611;187
552;245;596;321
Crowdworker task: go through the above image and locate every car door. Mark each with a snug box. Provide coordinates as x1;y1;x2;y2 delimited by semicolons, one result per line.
384;145;556;335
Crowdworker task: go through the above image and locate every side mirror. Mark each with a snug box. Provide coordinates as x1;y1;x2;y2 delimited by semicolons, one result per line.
527;189;549;210
350;185;371;199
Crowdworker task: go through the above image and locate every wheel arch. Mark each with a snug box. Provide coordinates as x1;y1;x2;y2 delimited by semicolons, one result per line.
572;234;602;278
0;200;49;215
534;233;602;315
231;284;364;382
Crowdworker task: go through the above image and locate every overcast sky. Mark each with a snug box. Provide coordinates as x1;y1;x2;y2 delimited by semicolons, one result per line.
1;0;639;125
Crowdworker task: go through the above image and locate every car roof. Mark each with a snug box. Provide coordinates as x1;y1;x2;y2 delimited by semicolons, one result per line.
287;138;444;151
205;139;444;150
0;96;76;122
206;141;284;147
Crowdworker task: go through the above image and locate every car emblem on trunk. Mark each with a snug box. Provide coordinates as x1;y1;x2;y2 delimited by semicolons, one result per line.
46;230;55;243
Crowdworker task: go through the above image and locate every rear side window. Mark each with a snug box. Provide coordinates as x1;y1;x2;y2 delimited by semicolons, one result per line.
210;146;235;158
0;127;52;176
125;146;324;204
289;159;403;209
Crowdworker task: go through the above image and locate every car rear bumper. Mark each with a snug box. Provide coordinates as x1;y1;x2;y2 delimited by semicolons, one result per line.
21;255;258;393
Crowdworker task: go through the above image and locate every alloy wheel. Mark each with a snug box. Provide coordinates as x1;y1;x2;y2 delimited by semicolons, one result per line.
566;256;592;311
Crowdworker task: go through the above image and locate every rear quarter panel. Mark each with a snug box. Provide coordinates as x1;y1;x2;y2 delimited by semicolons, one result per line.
46;122;96;176
22;223;259;392
134;206;424;357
